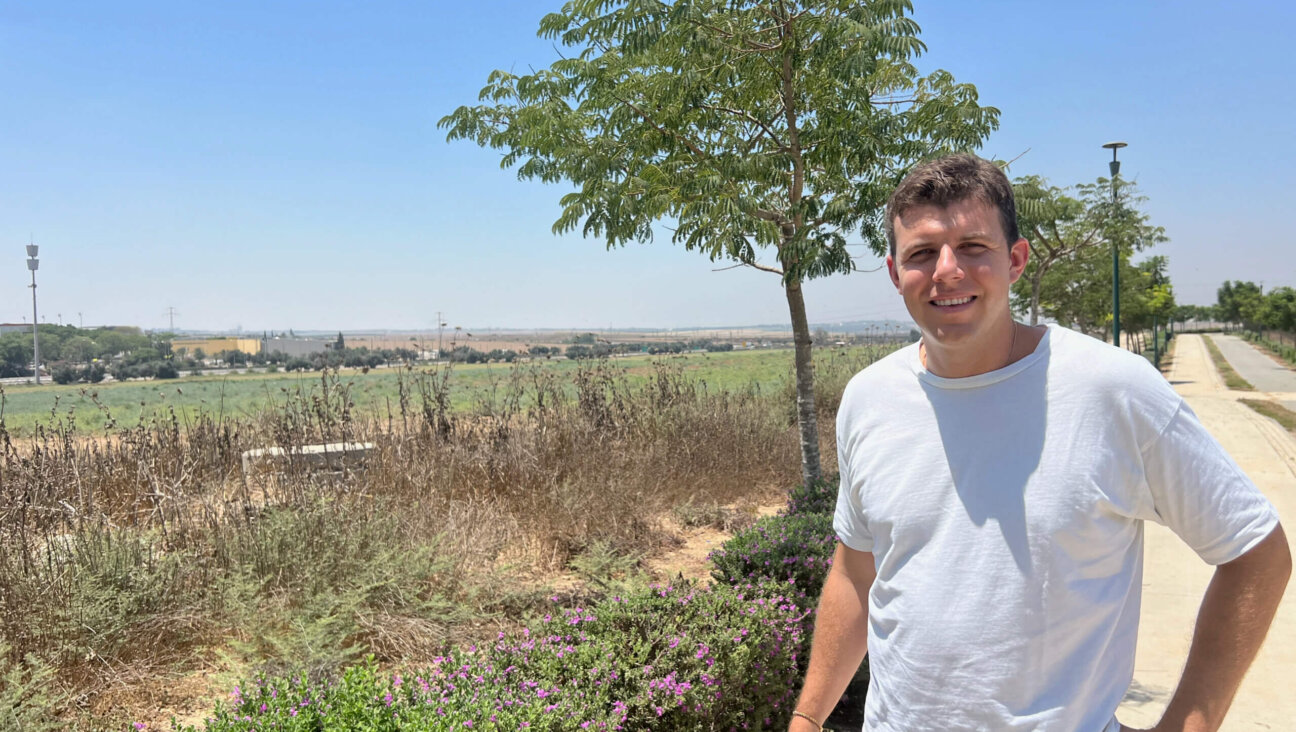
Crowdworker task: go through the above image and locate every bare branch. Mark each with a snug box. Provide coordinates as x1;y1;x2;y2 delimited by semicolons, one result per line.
1000;147;1031;170
748;260;786;275
713;260;785;276
849;260;885;273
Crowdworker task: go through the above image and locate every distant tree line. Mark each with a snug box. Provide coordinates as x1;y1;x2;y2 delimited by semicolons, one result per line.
1215;281;1296;333
0;325;175;381
564;339;736;360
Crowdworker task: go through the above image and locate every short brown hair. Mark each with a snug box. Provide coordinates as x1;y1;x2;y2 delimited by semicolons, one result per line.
884;153;1018;258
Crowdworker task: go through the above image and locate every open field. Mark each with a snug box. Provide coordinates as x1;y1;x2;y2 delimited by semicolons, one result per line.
0;342;897;728
276;326;799;354
0;346;892;436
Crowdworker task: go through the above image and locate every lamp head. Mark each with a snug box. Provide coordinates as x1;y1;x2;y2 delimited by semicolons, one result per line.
1103;141;1128;177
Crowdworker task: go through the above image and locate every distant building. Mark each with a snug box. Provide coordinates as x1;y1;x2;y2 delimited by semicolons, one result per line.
0;323;31;335
260;337;331;359
172;337;263;357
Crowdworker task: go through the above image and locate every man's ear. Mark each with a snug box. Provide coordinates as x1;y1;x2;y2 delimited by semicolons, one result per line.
1008;238;1030;284
886;254;901;291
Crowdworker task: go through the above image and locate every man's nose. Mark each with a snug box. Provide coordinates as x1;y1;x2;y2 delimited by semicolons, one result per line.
933;244;963;282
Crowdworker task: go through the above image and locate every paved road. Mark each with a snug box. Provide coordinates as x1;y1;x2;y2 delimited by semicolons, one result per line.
1212;334;1296;411
1117;334;1296;731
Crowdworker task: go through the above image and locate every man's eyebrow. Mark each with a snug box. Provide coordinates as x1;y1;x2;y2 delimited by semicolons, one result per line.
959;232;996;242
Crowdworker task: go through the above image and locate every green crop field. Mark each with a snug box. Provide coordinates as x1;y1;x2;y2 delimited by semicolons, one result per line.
0;346;897;435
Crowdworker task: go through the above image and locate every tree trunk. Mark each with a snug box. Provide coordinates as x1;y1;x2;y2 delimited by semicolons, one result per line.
785;281;822;485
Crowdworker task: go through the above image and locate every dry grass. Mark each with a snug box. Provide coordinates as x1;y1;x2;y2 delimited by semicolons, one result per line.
1203;335;1255;391
0;348;891;727
1239;398;1296;436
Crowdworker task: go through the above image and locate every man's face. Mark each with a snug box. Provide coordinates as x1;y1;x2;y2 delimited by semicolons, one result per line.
886;197;1029;349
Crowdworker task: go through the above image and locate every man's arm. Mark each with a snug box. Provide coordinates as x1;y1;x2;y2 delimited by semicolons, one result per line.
789;542;876;732
1127;523;1291;732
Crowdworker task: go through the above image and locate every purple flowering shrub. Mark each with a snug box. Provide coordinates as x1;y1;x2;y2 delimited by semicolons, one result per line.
708;513;837;607
175;580;807;731
779;475;839;518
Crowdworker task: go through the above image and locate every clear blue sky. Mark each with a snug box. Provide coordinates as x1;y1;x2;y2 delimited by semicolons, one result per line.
3;1;1293;332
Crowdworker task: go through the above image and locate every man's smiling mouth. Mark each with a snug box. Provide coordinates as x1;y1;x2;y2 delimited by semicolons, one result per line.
932;296;975;307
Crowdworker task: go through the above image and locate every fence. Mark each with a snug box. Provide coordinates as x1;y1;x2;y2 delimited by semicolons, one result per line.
1260;329;1296;347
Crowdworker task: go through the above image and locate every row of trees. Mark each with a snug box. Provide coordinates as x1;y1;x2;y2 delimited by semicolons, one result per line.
1009;176;1174;341
1217;281;1296;332
0;325;170;379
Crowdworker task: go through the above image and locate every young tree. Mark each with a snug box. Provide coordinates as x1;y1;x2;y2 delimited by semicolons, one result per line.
1011;176;1166;327
441;0;998;483
1260;286;1296;333
1217;280;1264;328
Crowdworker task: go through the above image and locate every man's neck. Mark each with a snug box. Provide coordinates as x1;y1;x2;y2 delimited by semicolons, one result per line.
921;321;1039;379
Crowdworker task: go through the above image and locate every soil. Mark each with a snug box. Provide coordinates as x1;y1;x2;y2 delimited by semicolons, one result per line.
643;502;782;585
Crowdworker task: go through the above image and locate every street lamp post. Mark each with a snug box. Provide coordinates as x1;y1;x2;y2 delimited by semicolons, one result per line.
26;244;41;384
1102;142;1127;348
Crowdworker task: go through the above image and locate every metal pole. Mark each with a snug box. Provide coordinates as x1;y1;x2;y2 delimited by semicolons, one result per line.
1104;142;1126;348
30;268;40;384
26;244;41;385
1153;315;1159;368
1110;161;1120;347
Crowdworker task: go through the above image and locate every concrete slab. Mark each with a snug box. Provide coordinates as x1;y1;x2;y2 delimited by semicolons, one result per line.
240;441;375;475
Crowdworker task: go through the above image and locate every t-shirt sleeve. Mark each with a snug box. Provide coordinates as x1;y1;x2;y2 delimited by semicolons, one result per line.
1141;400;1281;565
833;397;875;552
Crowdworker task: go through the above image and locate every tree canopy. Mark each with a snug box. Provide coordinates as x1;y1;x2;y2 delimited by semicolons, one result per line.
1011;175;1167;335
1217;281;1296;332
441;0;998;482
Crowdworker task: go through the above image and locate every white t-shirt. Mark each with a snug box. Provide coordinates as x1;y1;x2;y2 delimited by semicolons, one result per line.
833;325;1279;732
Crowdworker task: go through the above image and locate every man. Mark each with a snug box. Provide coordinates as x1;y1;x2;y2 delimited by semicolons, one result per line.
789;153;1289;732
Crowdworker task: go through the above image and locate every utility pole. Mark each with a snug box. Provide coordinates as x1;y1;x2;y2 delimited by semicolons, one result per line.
78;312;83;328
436;311;446;359
26;244;40;384
165;306;179;332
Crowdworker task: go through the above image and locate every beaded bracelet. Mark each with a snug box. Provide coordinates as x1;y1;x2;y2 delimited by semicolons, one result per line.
791;710;824;731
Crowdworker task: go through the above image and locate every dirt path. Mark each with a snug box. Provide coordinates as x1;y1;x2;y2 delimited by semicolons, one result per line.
1117;334;1296;731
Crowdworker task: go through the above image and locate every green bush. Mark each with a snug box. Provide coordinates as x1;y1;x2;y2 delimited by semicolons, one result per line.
215;499;472;677
709;513;837;607
781;475;839;517
51;363;79;385
0;641;64;732
176;580;809;731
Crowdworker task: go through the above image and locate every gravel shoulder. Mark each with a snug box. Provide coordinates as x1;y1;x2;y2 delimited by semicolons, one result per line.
1117;334;1296;731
